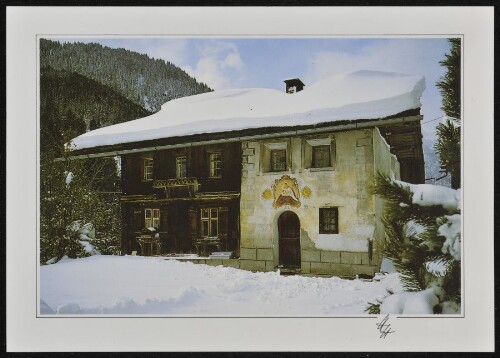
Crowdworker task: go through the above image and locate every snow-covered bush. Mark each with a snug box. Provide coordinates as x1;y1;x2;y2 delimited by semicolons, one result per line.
40;150;121;264
367;173;461;314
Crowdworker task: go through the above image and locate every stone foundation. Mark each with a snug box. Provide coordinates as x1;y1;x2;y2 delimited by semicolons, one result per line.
166;248;379;278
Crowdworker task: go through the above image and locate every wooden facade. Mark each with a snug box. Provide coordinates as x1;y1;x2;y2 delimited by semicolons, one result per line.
120;142;241;256
378;119;425;184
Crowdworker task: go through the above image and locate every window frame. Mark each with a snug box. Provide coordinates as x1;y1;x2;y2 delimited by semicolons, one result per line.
261;141;288;173
143;158;154;181
312;145;331;168
209;152;222;178
319;207;339;234
270;149;287;172
145;208;160;229
200;207;219;237
304;137;335;171
176;155;187;179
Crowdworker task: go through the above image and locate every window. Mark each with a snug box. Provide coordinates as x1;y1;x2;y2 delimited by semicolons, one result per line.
261;142;288;173
145;208;160;229
313;145;331;168
176;156;187;178
319;207;338;234
201;208;218;237
304;137;334;170
143;158;154;181
209;152;222;177
271;149;287;172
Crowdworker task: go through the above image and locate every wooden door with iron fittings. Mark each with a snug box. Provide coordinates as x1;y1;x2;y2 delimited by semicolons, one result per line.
278;211;301;268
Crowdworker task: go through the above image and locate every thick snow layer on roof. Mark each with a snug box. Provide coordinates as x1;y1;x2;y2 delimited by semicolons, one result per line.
70;70;425;150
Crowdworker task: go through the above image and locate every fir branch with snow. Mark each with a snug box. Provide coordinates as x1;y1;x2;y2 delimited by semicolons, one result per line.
368;173;461;314
435;38;461;189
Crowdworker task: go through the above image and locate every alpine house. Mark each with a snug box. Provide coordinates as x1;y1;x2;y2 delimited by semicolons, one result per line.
68;70;426;277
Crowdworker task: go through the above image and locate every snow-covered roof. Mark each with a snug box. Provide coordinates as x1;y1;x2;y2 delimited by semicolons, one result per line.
70;70;425;151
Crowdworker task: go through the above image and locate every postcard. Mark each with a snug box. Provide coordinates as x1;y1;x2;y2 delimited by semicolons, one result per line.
6;6;494;352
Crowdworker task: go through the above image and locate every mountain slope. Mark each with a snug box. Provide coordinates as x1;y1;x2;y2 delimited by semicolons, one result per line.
40;66;152;154
40;39;213;112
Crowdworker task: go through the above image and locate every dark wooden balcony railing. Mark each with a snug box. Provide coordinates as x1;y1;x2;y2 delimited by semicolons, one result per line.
152;177;200;198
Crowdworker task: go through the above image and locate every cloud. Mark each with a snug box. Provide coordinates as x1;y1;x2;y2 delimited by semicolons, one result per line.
140;39;188;65
184;57;230;90
222;52;244;70
183;40;245;90
304;39;449;137
304;39;448;84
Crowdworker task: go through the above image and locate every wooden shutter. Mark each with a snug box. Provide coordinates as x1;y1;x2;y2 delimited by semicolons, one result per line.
133;209;142;232
218;207;229;249
160;209;168;233
189;207;198;237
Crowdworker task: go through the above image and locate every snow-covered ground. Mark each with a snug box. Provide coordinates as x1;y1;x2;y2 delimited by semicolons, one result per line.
40;255;401;316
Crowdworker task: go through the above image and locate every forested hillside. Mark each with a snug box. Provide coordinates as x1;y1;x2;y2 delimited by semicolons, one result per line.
40;39;213;113
40;66;151;154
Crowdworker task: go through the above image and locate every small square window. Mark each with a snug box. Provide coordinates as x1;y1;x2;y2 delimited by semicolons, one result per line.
313;145;330;168
271;149;286;172
319;207;338;234
304;138;335;170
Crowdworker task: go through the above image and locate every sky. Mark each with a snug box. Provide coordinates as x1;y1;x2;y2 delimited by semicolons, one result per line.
59;37;451;177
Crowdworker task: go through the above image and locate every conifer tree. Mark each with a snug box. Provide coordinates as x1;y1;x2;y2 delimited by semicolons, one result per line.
40;150;122;263
367;174;461;314
435;38;461;189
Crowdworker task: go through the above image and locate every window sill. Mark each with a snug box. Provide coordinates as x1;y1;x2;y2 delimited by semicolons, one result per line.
261;170;290;176
307;167;334;172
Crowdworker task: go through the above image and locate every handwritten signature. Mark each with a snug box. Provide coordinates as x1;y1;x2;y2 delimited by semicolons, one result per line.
375;315;395;338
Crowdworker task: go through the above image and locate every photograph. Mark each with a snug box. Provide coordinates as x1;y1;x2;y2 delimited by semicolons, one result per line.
38;36;461;316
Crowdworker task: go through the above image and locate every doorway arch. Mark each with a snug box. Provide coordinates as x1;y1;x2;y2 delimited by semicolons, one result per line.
278;211;301;268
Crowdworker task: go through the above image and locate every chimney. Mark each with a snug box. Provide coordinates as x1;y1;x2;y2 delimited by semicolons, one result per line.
284;78;305;94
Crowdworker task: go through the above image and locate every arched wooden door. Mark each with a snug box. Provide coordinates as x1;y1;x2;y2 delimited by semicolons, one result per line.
278;211;301;268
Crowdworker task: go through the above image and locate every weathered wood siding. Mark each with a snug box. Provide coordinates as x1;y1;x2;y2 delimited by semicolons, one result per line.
121;142;241;195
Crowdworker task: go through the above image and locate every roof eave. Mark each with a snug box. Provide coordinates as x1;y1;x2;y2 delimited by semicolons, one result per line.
58;109;422;161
